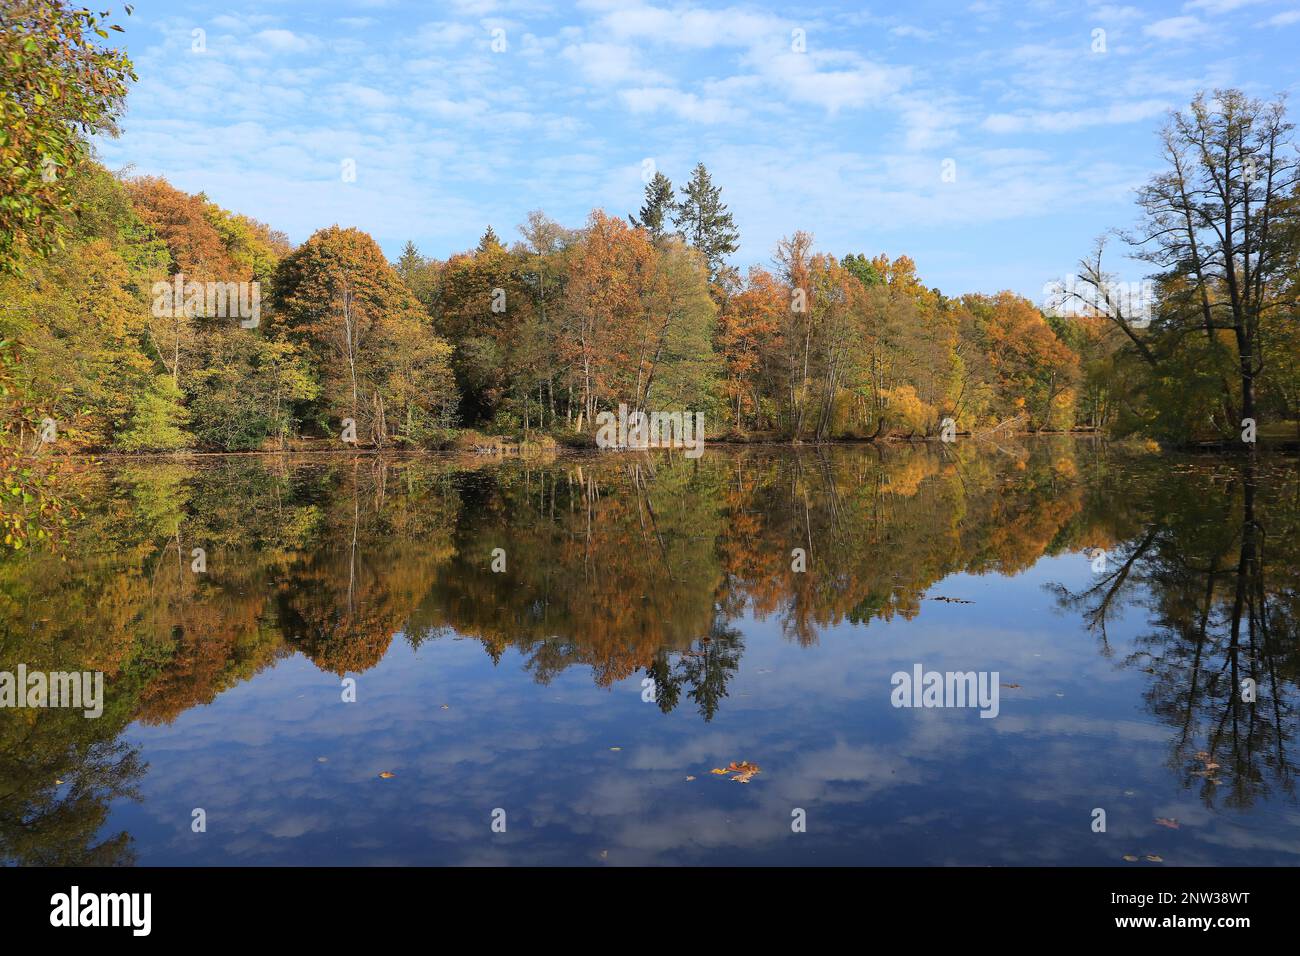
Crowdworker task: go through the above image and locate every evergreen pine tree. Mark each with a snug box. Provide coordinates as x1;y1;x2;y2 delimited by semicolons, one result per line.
396;240;423;279
629;171;675;242
673;162;739;283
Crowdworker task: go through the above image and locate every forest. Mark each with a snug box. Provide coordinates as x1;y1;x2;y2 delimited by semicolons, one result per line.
3;2;1300;550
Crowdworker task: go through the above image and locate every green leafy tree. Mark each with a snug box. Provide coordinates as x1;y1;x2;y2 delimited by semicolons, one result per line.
0;0;136;272
842;253;884;287
116;374;191;451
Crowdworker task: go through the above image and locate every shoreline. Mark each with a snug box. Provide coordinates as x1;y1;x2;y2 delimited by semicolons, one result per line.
27;432;1300;462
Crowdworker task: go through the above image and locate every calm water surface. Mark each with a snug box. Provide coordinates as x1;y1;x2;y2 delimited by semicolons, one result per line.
3;440;1298;865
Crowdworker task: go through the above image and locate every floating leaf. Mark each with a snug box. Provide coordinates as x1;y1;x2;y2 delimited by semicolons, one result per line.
1122;855;1139;862
1145;855;1163;863
1155;817;1180;829
711;760;762;783
378;771;395;779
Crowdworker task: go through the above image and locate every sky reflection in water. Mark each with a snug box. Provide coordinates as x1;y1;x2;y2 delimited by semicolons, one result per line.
3;440;1298;865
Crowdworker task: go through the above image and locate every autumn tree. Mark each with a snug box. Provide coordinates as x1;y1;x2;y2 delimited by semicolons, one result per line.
717;267;783;430
560;210;656;426
1074;90;1300;442
1133;91;1299;434
628;237;718;415
275;226;457;445
967;292;1079;430
0;165;163;450
0;0;135;272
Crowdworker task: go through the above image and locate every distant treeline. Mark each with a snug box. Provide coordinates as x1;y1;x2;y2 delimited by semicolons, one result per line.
0;160;1105;457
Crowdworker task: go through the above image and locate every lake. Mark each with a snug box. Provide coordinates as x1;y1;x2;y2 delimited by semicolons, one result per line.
2;439;1298;866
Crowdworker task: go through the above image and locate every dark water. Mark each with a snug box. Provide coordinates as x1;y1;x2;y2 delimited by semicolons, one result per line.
2;440;1298;866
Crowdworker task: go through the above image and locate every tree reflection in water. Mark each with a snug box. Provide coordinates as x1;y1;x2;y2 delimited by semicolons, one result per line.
1;442;1297;862
1052;456;1300;811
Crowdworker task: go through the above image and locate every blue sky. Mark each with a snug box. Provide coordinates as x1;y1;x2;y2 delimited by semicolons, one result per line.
93;0;1300;300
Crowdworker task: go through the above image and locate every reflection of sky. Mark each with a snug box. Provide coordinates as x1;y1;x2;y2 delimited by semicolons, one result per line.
109;553;1300;866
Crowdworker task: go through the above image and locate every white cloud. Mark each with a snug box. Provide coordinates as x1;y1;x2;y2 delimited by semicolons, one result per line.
329;84;394;112
562;42;667;85
1185;0;1264;13
983;99;1169;133
252;29;318;53
891;25;937;40
1143;16;1209;40
757;50;908;114
1092;5;1143;21
1260;9;1300;25
209;13;278;32
620;86;736;123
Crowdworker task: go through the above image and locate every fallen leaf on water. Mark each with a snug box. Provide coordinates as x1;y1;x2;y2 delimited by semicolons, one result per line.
1123;855;1139;862
378;771;396;779
609;747;621;752
685;775;696;781
1145;855;1164;863
1155;817;1180;829
711;760;762;783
